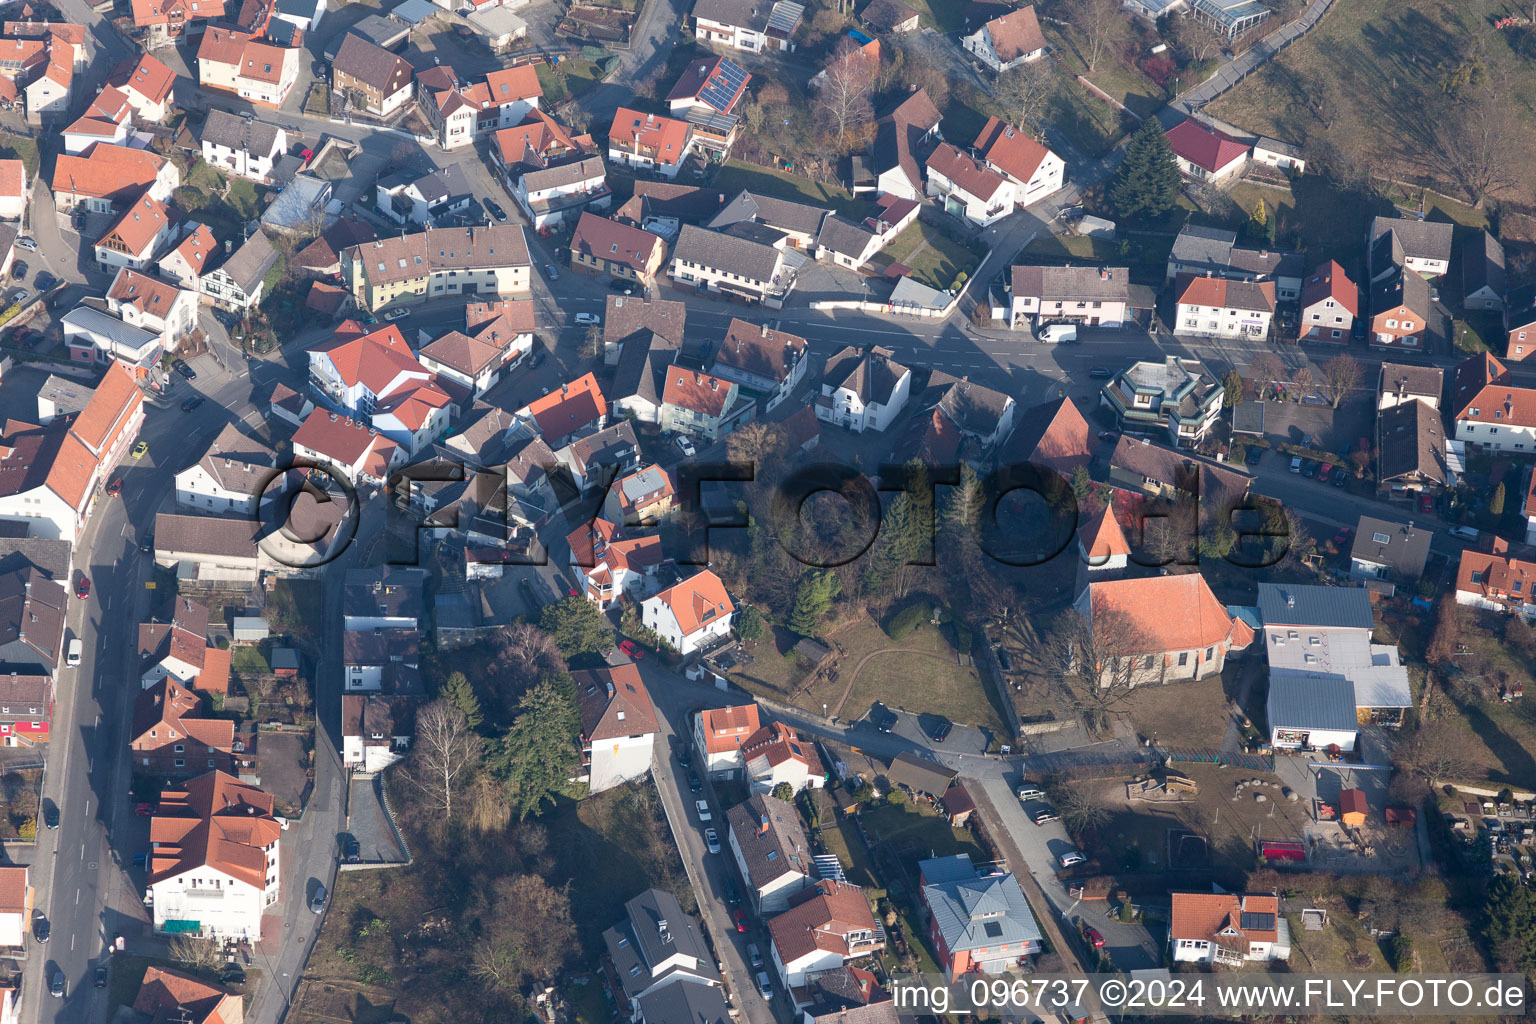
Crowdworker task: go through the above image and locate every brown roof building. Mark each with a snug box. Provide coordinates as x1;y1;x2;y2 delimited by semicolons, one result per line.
132;679;238;775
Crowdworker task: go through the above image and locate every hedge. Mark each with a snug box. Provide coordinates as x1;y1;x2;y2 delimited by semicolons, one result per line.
887;602;930;640
954;622;973;655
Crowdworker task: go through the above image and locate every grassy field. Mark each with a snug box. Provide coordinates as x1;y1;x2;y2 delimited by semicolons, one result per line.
1448;612;1536;787
0;137;40;179
837;616;1007;735
536;59;607;104
713;160;864;218
1207;0;1536;201
882;221;982;291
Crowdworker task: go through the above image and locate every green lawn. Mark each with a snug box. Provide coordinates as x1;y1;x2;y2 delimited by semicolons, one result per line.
231;646;269;674
902;0;961;31
537;58;608;105
713;160;864;218
882;221;982;292
1208;0;1536;201
0;137;39;179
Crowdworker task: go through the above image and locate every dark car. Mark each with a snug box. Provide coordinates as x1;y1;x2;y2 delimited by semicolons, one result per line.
688;774;701;793
339;833;360;862
1088;367;1113;379
95;965;107;988
677;746;691;769
1301;460;1319;478
724;881;741;906
11;260;26;281
220;963;246;985
485;198;508;221
35;915;49;942
871;702;896;733
34;271;56;292
927;717;953;743
994;645;1013;672
518;576;539;611
173;360;196;380
10;327;37;348
1331;465;1349;487
528;350;544;369
50;970;63;998
1244;445;1263;466
42;800;58;830
139;533;154;553
181;396;205;412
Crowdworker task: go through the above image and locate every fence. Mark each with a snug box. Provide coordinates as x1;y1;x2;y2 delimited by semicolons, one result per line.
1164;747;1275;772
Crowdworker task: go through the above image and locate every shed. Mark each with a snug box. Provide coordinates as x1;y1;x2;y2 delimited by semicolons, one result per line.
1384;806;1417;829
1338;788;1368;826
1076;214;1115;240
885;751;957;797
231;616;270;644
1232;400;1265;437
939;783;976;826
794;637;832;668
271;648;300;677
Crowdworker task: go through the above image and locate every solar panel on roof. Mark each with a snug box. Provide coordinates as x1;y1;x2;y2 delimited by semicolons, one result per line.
698;57;749;111
1240;912;1275;931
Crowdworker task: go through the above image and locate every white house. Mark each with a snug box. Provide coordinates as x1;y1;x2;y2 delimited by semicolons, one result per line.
107;267;199;345
0;160;23;221
1164;118;1250;183
156;224;218;293
743;721;824;794
641;569;734;655
924;143;1015;227
1174;274;1276;340
511;155;610;230
692;0;802;53
202;231;281;313
273;0;326;32
693;703;761;778
290;409;403;488
815;345;911;433
0;868;27;948
871;90;940;201
669;224;798;307
607;107;693;180
342;626;420;691
766;881;882;990
201;109;288;184
341;694;412;774
1298;260;1358;344
416;299;535;399
1009;264;1131;329
175;423;275;515
1450;353;1536;452
708;319;809;414
961;5;1047;72
1170;892;1288;966
148;771;282;941
375;165;474;229
576;664;658;794
727;793;813;914
94;194;174;272
972;117;1064;207
568;516;665;610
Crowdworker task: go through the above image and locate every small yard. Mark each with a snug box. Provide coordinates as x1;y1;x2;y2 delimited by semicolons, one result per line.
882;221;982;292
536;58;608;104
0;137;40;178
1122;671;1241;751
902;0;961;31
712;160;864;218
266;578;324;650
1443;610;1536;787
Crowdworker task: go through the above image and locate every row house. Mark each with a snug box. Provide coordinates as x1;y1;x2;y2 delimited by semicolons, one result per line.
105;267;198;356
62;84;132;155
708;190;829;252
290;409;403;488
22;40;73;124
52;143;179;213
130;0;226;48
0;159;22;220
606;107;693;180
0;674;52;746
568;516;664;609
708;318;809;414
1165;224;1304;300
416;298;535;399
138;596;231;694
307;322;452;455
1298;260;1358;343
517;371;608;447
1008;264;1131;329
691;0;802;53
131;679;237;775
924;143;1014;228
0;569;67;678
728;793;812;914
641;568;734;655
1508;287;1536;363
1368;266;1430;352
555;420;642;496
511;154;609;230
743;720;823;794
196;28;299;108
570;212;667;286
668;224;800;308
416;62;542;151
342;627;420;691
1174;274;1276;340
340;224;532;312
341;693;414;773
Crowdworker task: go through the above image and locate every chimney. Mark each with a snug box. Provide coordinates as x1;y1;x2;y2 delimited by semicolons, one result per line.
759;814;770;835
1286;591;1295;609
658;919;672;944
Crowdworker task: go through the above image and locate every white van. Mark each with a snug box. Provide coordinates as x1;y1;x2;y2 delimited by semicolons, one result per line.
1038;323;1078;344
1449;525;1480;542
66;638;82;668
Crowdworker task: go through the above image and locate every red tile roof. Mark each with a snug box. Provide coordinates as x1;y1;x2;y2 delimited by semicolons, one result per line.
484;63;542;104
651;569;733;636
700;703;760;753
134;967;242;1024
570;212;664;275
1450;352;1536;427
576;663;659;742
1081;503;1131;560
0;866;25;916
109;53;177;104
1300;259;1357;316
52;145;167;202
1164;118;1250;174
972;116;1053;183
108;266;182;319
608;107;691;163
1456;547;1536;609
662;368;734;418
100;194;170;256
767;879;877;964
925;142;1009;202
522;372;607;438
1084;574;1254;655
70;360;141;457
149;770;281;892
1169;892;1279;946
292;409;396;470
0;160;20;202
312;323;426;395
666;55;750;112
1176;273;1275;312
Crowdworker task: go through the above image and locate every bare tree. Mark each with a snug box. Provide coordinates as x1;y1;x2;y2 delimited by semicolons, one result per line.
1431;89;1520;209
725;420;781;469
404;698;483;819
1173;15;1225;64
1052;783;1112;835
168;935;222;970
494;622;568;681
1292;365;1315;400
1032;607;1151;733
471;874;577;991
999;60;1056;132
1394;724;1482;787
1319;353;1362;409
1069;0;1127;73
581;322;604;362
815;36;878;154
1247;352;1284;396
1303;74;1340;130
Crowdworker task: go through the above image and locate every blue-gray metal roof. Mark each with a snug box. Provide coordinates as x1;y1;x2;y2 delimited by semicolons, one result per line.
1266;672;1359;733
392;0;437;25
635;979;730;1024
922;868;1042;954
1257;583;1374;629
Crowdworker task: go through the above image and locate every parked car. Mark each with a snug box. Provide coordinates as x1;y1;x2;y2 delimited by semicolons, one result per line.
756;972;773;998
695;799;711;822
310;885;327;914
724;881;741;906
1244;446;1263;466
134;802;154;815
132;441;149;458
1088;367;1112;379
383;307;409;321
11;260;26;280
704;828;720;853
1301;460;1319;478
95;965;108;988
34;271;55;292
74;575;90;599
1083;925;1105;948
1032;806;1060;825
181;396;205;412
528;350;544;369
35;915;50;942
994;645;1013;672
871;702;897;733
42;801;58;830
1037;322;1077;344
106;477;122;497
926;717;952;743
1331;465;1348;487
1419;492;1436;513
15;236;37;252
485;198;508;221
688;774;701;793
731;908;748;933
173;360;195;380
1017;781;1045;802
678;746;691;769
339;834;360;862
50;970;63;997
609;278;635;293
220;963;246;985
12;290;29;304
619;639;645;660
1058;849;1086;868
545;263;560;281
1289;456;1303;473
574;312;599;326
675;435;696;458
138;533;154;553
747;943;763;969
1450;525;1480;541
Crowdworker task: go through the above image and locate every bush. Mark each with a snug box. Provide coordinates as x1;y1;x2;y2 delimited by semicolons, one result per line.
1390;933;1415;972
215;635;230;650
954;622;973;655
886;602;930;640
886;788;907;805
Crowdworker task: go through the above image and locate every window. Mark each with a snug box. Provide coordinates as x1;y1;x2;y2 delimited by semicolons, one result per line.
1141;655;1154;670
1372;532;1391;544
174;744;185;753
1386;319;1397;328
1177;652;1188;666
1205;646;1214;660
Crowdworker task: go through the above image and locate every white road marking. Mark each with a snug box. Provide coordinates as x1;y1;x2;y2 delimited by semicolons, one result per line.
120;524;128;537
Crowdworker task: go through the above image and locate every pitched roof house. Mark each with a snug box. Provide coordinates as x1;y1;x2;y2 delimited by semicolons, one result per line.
1009;264;1131;329
1377;362;1442;411
602;888;719;1004
132;678;238;775
924;142;1014;227
133;967;245;1024
1074;573;1254;686
816;345;911;434
1376;397;1448;496
919;853;1043;979
972;116;1064;205
693;702;761;777
998;395;1092;474
576;663;659;794
1174;273;1276;340
1456;541;1536;620
290;409;402;487
607;107;694;180
727;792;813;913
1462;229;1506;312
742;720;824;794
960;3;1047;72
1368;215;1454;281
1163;118;1249;182
330;33;415;116
1170;892;1287;965
905;369;1017;462
642;569;734;656
766;880;882;989
138;596;231;694
1299;260;1357;343
570;212;667;283
1349;516;1430;586
1449;352;1536;451
870;88;941;201
709;318;809;413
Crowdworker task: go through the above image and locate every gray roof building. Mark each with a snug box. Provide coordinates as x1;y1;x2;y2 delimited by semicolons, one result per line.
154;512;261;560
1010;264;1131;303
1256;582;1374;630
727;793;812;910
1376;398;1447;489
601;888;720;1001
1462;229;1506;304
0;567;66;675
343;566;427;624
1369;216;1454;267
0;537;72;581
815;215;877;262
1377;363;1443;408
822;345;909;406
673;224;783;283
885;751;955;796
709;189;829;240
918;853;1043;965
1350;516;1430;583
633;977;731;1024
183;422;276;502
201;108;283;158
1265;672;1359;735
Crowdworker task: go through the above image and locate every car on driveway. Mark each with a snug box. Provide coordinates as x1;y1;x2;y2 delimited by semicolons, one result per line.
132;440;149;458
1419;492;1436;514
619;639;645;660
704;828;720;853
11;290;28;305
74;575;90;599
1244;446;1263;466
384;307;409;321
1058;849;1086;868
574;312;599;326
1083;925;1105;948
731;909;748;933
485;198;508;221
675;435;696;458
15;236;36;252
11;260;26;281
1032;806;1060;825
926;716;952;742
173;360;195;380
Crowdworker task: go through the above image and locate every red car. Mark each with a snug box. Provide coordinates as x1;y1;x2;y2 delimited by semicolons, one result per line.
619;639;645;661
74;575;90;599
134;802;154;816
731;909;748;933
106;477;123;497
1419;492;1435;514
1083;925;1105;948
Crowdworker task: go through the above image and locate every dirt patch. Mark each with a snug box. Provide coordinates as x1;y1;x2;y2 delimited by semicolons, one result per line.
257;731;312;817
292;979;398;1024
